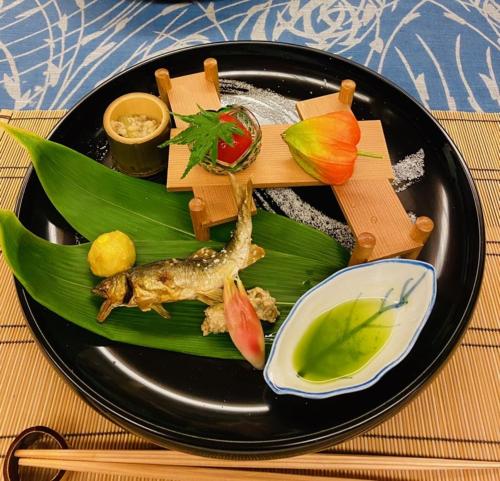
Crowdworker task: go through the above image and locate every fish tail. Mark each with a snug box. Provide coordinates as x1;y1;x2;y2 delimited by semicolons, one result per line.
225;173;255;263
228;173;252;212
245;178;253;209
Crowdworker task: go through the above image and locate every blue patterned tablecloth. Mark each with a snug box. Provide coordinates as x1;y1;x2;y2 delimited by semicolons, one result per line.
0;0;498;112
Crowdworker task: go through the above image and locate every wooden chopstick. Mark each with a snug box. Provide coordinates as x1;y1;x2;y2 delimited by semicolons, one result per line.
18;458;366;481
15;449;500;471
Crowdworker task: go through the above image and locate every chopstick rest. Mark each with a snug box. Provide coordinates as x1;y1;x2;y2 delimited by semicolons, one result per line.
3;426;68;481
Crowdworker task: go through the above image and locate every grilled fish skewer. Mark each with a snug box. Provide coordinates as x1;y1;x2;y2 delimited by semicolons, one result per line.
92;176;264;322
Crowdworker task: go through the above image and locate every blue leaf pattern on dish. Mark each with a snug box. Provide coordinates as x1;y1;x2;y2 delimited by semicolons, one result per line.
0;0;498;111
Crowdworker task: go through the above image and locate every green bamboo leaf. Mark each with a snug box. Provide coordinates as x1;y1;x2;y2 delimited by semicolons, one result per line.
0;210;342;359
212;210;348;265
0;124;348;265
1;123;194;241
0;125;350;361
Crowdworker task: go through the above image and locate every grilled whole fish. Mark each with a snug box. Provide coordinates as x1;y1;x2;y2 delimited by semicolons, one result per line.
92;177;264;322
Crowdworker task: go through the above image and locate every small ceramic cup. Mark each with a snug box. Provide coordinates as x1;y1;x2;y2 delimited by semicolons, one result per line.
264;259;437;399
103;92;170;177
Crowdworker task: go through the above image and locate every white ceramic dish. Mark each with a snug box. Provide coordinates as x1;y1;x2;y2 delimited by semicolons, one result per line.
264;259;436;399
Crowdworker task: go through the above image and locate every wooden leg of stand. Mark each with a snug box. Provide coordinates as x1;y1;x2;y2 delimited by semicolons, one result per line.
189;197;210;241
154;68;172;108
349;232;376;266
339;79;356;107
204;58;219;97
406;216;434;259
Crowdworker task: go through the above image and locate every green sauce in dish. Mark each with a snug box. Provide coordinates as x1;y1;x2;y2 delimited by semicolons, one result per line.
293;298;395;382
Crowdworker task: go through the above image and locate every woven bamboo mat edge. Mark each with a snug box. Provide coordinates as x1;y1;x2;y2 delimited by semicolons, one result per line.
0;110;499;481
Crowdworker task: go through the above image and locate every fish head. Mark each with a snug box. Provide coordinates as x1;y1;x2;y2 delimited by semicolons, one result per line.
92;273;130;322
92;272;130;303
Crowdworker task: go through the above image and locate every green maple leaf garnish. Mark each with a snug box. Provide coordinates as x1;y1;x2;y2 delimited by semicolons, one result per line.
159;107;244;179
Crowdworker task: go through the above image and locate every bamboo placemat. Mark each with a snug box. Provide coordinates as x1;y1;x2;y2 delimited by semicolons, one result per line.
0;110;499;481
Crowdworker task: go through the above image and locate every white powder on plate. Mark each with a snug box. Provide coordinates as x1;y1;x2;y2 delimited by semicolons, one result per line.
221;79;298;125
252;189;275;213
220;79;425;250
407;211;417;224
265;188;355;250
392;149;425;192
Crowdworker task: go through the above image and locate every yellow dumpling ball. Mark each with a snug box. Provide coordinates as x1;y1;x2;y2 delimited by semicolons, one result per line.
87;231;136;277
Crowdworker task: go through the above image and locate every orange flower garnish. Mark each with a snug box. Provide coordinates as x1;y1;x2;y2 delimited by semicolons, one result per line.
282;110;365;185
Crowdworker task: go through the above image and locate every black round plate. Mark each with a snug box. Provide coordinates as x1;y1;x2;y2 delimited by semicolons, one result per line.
15;42;484;457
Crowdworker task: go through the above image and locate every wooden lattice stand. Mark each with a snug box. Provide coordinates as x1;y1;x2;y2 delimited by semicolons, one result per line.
156;59;433;263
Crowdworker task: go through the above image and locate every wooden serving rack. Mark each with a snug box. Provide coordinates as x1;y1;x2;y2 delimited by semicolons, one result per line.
155;59;434;264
